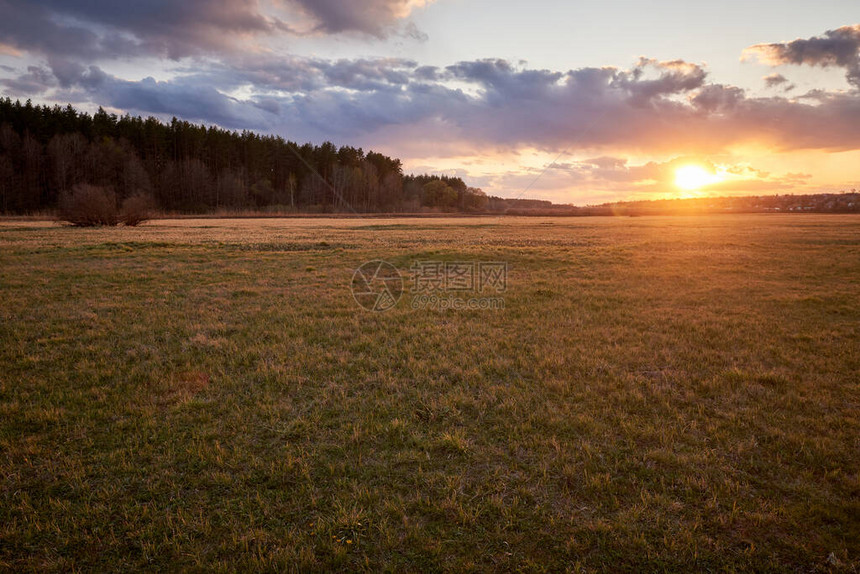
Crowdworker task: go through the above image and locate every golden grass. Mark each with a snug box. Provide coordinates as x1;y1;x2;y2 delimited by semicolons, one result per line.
0;214;858;571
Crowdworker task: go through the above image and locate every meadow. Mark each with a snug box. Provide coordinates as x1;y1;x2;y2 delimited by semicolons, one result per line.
0;214;858;572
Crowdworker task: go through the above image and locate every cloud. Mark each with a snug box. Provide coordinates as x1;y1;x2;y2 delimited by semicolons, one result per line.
0;0;285;61
0;0;433;66
744;25;860;87
612;58;708;106
0;0;104;60
763;73;795;91
7;63;273;131
0;0;431;63
690;84;745;113
47;57;108;89
182;55;421;95
4;15;860;169
0;65;56;96
287;0;433;37
102;76;272;130
414;58;859;154
445;58;566;104
473;154;808;204
582;156;628;170
400;21;429;43
764;73;787;88
22;52;860;156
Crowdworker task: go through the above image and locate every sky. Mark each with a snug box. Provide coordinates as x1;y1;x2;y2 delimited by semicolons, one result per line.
1;0;859;204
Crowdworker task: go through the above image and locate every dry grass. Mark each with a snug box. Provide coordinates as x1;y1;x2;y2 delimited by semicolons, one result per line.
0;214;858;572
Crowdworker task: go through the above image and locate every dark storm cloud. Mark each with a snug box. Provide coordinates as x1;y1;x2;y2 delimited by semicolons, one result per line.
744;25;860;87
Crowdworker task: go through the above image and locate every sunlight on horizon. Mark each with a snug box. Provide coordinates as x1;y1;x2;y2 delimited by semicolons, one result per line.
675;165;723;191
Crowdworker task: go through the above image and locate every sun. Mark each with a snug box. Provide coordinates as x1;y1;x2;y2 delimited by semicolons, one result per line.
675;165;720;191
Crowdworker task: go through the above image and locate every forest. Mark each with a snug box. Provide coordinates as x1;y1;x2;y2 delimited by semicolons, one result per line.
0;98;489;214
5;98;854;218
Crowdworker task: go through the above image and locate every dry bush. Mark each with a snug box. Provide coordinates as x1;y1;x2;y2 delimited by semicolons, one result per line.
57;184;118;227
121;194;155;226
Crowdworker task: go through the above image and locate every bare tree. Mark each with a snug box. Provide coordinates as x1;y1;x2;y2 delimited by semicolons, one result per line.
58;184;118;226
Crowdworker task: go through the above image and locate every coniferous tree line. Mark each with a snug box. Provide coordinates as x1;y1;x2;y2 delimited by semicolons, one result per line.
0;98;488;214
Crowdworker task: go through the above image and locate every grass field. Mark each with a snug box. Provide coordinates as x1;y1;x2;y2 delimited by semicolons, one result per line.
1;214;858;572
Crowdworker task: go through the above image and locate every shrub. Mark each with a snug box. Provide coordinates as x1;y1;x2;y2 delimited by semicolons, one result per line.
58;184;118;227
120;194;155;226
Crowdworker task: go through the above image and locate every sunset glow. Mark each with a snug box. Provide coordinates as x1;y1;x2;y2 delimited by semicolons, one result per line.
0;2;857;204
675;165;721;191
1;3;860;568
